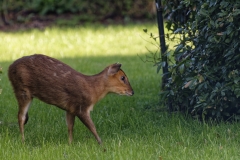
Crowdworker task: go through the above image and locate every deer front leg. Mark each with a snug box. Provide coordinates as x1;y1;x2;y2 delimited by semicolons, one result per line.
66;111;75;144
78;113;102;144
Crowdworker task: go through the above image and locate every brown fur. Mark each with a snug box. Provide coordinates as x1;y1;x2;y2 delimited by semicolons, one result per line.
8;54;134;144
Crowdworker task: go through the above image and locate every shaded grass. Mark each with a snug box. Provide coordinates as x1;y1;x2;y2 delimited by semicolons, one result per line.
0;24;240;160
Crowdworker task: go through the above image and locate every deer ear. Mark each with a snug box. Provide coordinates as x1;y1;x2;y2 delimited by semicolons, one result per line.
107;63;121;75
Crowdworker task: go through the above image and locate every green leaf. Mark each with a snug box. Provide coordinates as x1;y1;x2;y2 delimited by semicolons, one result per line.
225;38;231;43
199;9;209;16
143;29;147;33
157;64;162;73
175;44;184;52
179;64;185;74
174;28;183;34
232;9;240;16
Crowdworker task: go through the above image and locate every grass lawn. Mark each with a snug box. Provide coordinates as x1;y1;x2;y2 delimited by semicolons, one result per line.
0;23;240;160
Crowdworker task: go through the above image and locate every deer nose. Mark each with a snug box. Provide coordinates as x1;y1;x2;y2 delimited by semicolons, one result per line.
126;90;134;96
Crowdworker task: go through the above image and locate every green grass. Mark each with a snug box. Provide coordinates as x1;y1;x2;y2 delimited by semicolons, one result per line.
0;23;240;160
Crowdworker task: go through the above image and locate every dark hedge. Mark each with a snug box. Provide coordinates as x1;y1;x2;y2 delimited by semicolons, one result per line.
157;0;240;120
0;0;154;24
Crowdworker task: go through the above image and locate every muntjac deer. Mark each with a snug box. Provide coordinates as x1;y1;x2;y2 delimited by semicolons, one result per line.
8;54;134;144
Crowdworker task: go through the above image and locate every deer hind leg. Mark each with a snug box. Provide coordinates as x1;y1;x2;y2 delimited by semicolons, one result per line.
78;113;102;144
16;90;32;142
66;111;75;144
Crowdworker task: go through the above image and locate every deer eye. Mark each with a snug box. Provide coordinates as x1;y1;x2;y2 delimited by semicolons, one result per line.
121;76;125;81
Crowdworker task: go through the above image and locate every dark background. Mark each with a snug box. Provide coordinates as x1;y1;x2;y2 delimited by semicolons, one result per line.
0;0;155;30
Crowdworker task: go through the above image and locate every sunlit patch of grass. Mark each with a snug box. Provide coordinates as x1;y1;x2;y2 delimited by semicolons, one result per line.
0;24;159;61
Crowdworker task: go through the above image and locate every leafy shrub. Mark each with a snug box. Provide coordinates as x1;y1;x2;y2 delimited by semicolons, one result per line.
0;0;154;24
159;0;240;120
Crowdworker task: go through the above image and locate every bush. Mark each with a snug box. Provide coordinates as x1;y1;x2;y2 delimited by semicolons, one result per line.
159;0;240;120
0;0;154;24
